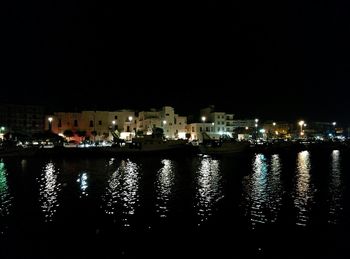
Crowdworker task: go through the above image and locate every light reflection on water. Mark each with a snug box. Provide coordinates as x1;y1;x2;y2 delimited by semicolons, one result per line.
77;172;88;197
294;151;314;226
155;159;175;218
328;150;343;224
195;156;222;226
241;154;282;228
0;160;13;218
38;162;61;222
102;159;140;227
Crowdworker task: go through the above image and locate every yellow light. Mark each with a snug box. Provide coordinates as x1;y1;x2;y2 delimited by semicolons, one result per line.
48;117;53;122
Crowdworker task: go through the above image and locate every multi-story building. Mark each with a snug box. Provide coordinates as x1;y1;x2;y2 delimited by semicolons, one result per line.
136;106;187;139
231;119;256;130
46;111;122;141
187;122;216;142
0;104;45;135
198;106;235;139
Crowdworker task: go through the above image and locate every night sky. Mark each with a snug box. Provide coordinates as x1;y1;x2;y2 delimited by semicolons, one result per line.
2;1;349;123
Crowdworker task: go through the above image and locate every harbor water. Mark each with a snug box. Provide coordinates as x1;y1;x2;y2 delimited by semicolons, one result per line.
0;149;349;258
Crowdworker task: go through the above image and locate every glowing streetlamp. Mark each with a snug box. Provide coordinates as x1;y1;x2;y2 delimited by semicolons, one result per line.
273;122;276;126
332;122;336;126
163;120;167;125
112;120;116;125
245;126;249;130
48;117;53;131
128;116;133;123
201;116;206;123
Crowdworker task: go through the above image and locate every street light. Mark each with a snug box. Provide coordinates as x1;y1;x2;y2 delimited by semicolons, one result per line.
298;120;305;136
128;116;133;122
163;120;167;125
332;122;336;126
48;117;53;131
201;116;206;123
273;122;276;126
112;120;116;125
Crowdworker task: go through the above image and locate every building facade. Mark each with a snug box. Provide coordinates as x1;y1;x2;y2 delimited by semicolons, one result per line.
0;104;45;135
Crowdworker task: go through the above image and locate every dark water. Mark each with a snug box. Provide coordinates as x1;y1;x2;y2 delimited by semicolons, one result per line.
0;150;349;258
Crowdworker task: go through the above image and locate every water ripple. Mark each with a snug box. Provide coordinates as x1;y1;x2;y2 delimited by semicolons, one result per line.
293;151;314;226
195;156;222;226
328;150;343;224
102;159;140;227
155;159;175;218
38;162;61;222
242;154;283;229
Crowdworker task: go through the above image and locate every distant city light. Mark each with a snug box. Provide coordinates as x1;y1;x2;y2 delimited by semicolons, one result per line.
255;118;259;123
245;126;249;130
273;122;276;126
332;122;336;126
201;116;206;122
259;129;266;133
211;122;215;126
298;120;304;126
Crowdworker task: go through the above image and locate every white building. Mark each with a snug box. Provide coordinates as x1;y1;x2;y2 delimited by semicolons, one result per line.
198;106;235;139
187;122;217;142
136;106;187;139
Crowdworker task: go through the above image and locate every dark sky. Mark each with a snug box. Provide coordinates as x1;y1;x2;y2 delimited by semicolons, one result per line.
2;1;350;123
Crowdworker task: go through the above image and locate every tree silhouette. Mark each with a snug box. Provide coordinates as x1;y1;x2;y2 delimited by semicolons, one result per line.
63;129;74;141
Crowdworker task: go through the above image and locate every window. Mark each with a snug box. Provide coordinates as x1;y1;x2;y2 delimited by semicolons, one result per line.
211;127;214;131
114;115;118;119
89;120;93;127
169;123;172;126
58;119;62;128
206;127;209;132
74;120;78;127
166;113;169;116
99;120;102;125
200;127;202;132
192;127;194;132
